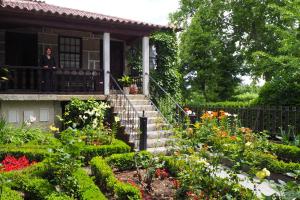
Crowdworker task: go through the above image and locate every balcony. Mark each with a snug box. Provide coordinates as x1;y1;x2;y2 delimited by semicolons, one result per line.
0;66;104;94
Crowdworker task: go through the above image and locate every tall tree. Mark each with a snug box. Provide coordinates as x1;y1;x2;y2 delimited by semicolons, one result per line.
176;1;242;102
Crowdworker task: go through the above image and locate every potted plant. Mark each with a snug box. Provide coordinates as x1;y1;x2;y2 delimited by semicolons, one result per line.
118;75;132;94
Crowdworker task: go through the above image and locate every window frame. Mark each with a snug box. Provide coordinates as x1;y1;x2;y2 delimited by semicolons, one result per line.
58;36;82;69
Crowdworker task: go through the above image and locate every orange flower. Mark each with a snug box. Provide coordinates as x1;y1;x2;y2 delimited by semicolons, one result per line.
230;135;237;141
212;111;218;117
218;131;228;137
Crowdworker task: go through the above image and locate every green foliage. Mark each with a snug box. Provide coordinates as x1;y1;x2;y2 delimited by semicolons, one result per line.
61;98;109;129
81;139;131;162
0;144;51;161
126;42;142;76
45;193;74;200
270;143;300;163
14;175;56;200
118;75;133;87
90;156;141;200
0;187;23;200
187;101;254;108
256;71;300;106
150;31;181;98
46;148;81;198
105;151;151;171
0;119;59;146
72;168;107;200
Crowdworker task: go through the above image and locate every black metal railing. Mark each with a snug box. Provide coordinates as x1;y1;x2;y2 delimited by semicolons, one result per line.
109;73;145;148
149;75;188;125
0;66;104;94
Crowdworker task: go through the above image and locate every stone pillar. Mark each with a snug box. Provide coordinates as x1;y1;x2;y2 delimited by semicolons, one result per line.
142;36;150;96
103;32;110;95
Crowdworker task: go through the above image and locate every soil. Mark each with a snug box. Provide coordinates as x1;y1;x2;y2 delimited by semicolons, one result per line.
114;169;177;200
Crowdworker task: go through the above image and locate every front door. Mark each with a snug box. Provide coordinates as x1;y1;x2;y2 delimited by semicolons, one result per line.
110;41;124;80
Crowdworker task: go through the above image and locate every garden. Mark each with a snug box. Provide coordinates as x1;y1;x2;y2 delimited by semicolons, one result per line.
0;97;298;200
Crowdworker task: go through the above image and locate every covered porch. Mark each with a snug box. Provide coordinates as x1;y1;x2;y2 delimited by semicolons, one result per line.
0;0;165;96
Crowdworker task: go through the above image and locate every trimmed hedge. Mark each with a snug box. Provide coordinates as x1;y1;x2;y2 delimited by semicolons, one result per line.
0;144;52;161
11;175;56;200
72;168;107;200
0;187;23;200
81;140;131;161
270;143;300;163
105;151;152;171
90;156;141;200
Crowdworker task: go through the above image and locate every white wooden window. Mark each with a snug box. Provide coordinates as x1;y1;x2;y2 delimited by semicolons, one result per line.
24;110;35;122
8;110;18;123
39;108;49;122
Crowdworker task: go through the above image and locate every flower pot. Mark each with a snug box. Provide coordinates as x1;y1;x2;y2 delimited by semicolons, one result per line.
123;87;130;95
130;84;138;94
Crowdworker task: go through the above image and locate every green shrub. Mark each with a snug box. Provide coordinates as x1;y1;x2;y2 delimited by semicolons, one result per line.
0;187;23;200
90;156;141;200
61;98;109;129
0;144;51;161
11;175;56;200
270;143;300;163
72;168;107;200
0;119;59;146
81;140;131;161
45;193;74;200
105;151;151;171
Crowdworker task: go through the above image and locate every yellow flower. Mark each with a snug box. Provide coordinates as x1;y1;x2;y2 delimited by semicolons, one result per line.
256;168;271;179
49;124;59;132
193;122;202;129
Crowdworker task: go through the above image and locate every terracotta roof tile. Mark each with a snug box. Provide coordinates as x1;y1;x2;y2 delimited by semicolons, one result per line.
0;0;170;29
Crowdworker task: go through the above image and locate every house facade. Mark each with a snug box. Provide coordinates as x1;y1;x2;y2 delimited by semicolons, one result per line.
0;0;169;127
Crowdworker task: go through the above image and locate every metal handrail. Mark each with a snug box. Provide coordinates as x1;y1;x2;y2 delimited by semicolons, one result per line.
149;75;187;116
109;72;141;117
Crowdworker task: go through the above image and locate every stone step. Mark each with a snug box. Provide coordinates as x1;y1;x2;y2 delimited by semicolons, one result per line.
147;146;172;155
111;99;151;106
147;123;169;131
132;138;173;148
121;117;165;124
113;105;154;112
128;130;173;140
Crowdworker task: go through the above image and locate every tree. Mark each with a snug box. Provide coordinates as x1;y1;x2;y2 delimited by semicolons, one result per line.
176;1;242;102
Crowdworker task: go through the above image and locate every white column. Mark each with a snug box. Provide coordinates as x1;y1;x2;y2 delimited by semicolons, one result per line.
142;36;150;96
103;32;110;95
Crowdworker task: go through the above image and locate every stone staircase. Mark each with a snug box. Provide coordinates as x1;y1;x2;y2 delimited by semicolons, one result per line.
109;94;173;154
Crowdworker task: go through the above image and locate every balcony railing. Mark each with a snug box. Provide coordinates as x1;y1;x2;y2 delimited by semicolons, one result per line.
0;66;104;94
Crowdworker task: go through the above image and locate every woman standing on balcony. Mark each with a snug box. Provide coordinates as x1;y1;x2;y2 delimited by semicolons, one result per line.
40;47;56;92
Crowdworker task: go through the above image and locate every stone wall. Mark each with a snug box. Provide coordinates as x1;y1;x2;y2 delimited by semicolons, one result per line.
0;100;62;129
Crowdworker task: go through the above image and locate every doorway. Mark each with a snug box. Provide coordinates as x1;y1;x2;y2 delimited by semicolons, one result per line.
5;32;38;66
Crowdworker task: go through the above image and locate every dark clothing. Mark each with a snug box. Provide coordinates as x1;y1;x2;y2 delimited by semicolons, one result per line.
39;55;56;92
39;55;56;68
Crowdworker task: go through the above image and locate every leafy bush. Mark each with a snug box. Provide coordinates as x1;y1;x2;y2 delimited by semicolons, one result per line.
0;186;23;200
257;71;300;106
45;193;74;200
90;156;141;200
72;168;107;200
105;151;152;171
0;119;59;146
270;143;300;163
81;140;131;162
0;144;51;161
61;98;109;129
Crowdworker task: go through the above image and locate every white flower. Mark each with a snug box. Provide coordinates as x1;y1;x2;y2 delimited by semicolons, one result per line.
233;114;238;118
83;115;88;120
25;121;31;126
224;112;232;116
29;116;36;123
186;110;192;115
198;158;210;166
245;142;252;147
207;111;213;114
72;123;77;128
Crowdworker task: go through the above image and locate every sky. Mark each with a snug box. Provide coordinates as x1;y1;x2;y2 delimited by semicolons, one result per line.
45;0;179;26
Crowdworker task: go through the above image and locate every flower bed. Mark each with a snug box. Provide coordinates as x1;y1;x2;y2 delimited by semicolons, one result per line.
0;155;37;172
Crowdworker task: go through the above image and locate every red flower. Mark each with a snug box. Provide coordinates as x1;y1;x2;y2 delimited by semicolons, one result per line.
155;168;169;179
0;155;36;172
171;178;180;189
